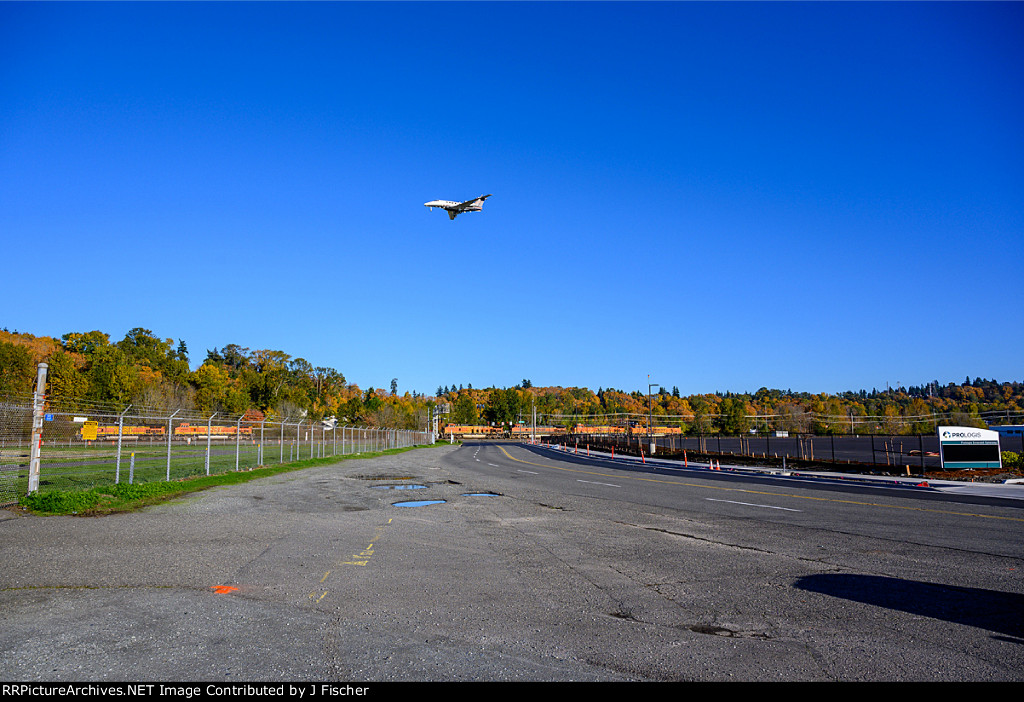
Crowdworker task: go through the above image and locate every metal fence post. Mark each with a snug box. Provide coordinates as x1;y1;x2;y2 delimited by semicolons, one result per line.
280;417;288;464
166;408;180;481
206;412;217;475
259;419;266;466
115;405;131;484
235;414;243;471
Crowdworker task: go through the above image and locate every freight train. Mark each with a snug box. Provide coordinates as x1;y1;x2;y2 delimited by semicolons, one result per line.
441;424;683;437
88;423;254;439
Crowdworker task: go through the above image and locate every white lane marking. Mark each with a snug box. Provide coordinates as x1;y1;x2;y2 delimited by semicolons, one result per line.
706;498;801;512
578;479;620;488
517;470;538;474
487;463;499;467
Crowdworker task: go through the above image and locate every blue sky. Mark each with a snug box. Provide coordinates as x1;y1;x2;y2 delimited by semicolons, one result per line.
2;2;1021;397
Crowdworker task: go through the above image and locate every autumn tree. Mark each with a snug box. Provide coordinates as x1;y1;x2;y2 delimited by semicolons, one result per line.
718;397;750;435
452;392;479;425
85;345;140;411
689;396;714;435
0;341;34;396
61;330;110;357
484;388;521;429
45;350;88;410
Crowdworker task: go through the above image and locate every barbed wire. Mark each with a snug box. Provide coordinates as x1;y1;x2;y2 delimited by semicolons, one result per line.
2;393;321;426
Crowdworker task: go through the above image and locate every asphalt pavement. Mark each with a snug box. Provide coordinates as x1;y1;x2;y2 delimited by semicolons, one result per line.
532;441;1024;500
2;442;1022;683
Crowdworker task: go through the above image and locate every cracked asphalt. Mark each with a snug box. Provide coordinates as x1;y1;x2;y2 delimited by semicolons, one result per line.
1;442;1022;682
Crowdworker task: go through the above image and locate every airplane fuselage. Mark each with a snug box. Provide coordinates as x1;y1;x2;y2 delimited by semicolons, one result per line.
424;200;469;210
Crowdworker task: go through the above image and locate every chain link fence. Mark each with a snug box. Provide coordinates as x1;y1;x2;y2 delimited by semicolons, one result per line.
0;393;432;506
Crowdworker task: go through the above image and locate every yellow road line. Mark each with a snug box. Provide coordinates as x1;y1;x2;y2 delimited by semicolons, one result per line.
313;518;394;602
497;445;1024;523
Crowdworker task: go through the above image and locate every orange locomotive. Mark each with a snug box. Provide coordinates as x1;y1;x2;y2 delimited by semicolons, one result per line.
91;424;253;438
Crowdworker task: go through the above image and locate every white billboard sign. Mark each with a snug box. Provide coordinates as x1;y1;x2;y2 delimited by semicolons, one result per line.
938;426;1001;470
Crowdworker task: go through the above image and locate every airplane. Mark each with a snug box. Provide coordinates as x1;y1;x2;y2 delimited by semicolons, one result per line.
424;194;492;220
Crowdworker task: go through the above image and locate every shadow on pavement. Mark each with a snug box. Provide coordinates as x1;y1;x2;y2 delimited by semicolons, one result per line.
794;573;1024;642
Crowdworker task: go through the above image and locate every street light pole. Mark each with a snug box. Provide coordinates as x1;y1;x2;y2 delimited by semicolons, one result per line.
648;376;657;456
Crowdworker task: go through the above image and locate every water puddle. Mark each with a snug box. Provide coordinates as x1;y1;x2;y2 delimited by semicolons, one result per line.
393;500;446;507
461;492;500;497
372;484;428;490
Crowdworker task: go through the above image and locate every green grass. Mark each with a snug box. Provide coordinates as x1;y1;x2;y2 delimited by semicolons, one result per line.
17;443;443;516
3;438;434;500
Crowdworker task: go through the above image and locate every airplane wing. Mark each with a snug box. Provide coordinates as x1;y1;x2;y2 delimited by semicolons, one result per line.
459;194;491;207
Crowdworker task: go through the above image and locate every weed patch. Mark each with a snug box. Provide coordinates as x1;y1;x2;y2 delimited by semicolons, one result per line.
21;489;103;515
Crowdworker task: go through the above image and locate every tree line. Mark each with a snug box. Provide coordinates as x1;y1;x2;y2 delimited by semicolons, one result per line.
439;378;1024;436
2;328;1021;435
0;329;429;430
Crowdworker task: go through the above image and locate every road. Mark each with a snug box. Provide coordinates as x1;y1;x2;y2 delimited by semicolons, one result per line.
1;441;1022;682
